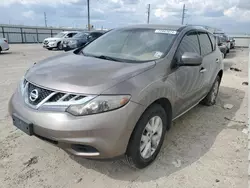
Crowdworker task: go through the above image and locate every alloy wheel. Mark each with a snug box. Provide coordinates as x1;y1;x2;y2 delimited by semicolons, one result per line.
140;116;163;159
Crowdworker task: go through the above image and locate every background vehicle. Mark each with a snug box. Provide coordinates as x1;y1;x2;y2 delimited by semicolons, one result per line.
62;31;105;51
216;36;227;58
9;25;223;169
0;38;9;53
229;37;235;49
214;33;231;53
43;31;80;50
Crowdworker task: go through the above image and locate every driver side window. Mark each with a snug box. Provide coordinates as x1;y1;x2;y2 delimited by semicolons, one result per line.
177;31;200;58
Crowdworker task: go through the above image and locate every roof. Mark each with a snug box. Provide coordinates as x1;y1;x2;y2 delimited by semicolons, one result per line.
116;24;212;33
120;24;184;31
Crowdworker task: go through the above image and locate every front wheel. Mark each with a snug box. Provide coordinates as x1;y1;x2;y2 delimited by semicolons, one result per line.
125;104;167;169
57;42;63;50
202;76;221;106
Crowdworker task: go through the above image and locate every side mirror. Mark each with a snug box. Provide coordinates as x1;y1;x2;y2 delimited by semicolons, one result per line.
180;52;202;66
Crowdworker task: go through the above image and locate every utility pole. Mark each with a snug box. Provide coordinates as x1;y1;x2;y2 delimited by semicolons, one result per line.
44;12;47;27
147;4;150;24
181;4;187;25
87;0;90;31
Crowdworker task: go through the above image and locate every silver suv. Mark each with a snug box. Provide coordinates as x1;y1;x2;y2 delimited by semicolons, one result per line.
9;25;223;169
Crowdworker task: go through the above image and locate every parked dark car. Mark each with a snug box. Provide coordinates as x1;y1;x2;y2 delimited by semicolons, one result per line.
229;37;235;49
62;31;106;51
214;33;230;53
216;36;227;58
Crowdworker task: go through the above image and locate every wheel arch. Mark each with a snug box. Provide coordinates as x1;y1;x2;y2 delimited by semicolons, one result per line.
218;69;223;80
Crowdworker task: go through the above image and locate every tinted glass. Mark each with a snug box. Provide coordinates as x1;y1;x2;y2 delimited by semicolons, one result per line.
81;28;177;62
176;31;200;59
54;32;66;38
198;32;213;56
208;33;216;51
73;32;89;39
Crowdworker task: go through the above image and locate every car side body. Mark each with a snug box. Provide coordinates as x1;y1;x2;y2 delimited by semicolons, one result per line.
214;33;231;53
0;38;9;53
9;25;223;168
216;36;227;58
43;31;80;50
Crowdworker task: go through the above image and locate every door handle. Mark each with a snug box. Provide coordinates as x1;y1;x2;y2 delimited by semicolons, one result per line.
216;58;219;63
200;67;207;73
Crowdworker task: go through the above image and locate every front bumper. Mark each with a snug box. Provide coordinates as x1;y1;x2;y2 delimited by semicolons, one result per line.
9;89;145;159
1;43;9;51
43;42;57;48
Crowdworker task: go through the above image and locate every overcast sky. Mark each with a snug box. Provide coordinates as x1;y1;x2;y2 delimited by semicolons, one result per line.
0;0;250;33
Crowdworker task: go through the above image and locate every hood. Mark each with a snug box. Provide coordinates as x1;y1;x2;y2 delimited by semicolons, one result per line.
44;37;61;41
25;53;155;94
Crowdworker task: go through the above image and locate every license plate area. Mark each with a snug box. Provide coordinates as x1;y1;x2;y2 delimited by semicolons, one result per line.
12;115;33;136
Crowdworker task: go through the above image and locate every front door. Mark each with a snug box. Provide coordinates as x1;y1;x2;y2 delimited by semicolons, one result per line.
173;31;205;117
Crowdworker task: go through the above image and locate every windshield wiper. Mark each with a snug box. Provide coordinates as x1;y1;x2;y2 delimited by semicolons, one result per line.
86;54;121;62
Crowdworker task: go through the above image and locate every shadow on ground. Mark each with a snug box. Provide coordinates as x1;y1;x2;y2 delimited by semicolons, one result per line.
225;50;236;59
0;51;13;55
70;86;245;182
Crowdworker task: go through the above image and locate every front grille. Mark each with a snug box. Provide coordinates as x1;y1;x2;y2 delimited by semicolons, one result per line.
44;40;49;44
63;94;77;101
23;80;86;107
28;83;53;106
48;93;65;102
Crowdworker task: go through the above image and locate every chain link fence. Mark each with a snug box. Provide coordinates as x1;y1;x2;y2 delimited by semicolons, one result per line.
0;24;87;44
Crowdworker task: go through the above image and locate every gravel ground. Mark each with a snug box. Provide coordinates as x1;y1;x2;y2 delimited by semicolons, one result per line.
0;45;248;188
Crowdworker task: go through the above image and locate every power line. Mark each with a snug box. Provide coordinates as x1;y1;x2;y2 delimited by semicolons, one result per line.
87;0;90;31
44;12;47;27
181;4;187;25
147;4;150;24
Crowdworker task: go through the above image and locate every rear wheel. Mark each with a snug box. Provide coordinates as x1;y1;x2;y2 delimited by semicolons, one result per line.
125;104;167;169
0;46;2;53
202;76;221;106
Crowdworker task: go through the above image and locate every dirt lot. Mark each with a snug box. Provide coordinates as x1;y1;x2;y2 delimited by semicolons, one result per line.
0;45;248;188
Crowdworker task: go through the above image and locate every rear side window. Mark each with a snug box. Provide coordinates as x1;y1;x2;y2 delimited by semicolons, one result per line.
198;32;213;56
208;33;216;51
176;31;200;58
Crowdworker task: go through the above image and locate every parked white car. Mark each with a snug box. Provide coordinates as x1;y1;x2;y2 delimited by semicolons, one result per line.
43;31;80;50
0;38;9;53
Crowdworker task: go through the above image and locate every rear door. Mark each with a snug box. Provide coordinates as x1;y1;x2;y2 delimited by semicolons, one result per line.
173;30;205;116
197;31;218;94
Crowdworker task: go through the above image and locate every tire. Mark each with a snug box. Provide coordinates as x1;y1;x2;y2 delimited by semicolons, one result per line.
125;104;167;169
202;76;221;106
224;52;226;58
0;46;2;53
57;42;63;50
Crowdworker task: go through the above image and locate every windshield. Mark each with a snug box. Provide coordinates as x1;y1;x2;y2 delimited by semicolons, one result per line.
81;28;177;62
73;32;89;39
54;32;66;38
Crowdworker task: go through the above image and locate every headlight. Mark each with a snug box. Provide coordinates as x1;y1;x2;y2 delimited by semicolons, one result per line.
66;95;131;116
19;76;26;94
